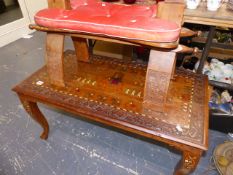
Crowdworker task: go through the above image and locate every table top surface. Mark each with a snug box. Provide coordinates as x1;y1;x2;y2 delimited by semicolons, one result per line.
13;51;209;150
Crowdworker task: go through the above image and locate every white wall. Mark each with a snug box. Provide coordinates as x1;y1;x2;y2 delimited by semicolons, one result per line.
24;0;47;22
0;0;47;47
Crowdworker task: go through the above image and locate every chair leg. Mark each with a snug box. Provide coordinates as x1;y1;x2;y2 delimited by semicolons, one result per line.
46;33;65;87
18;94;49;140
143;49;176;112
72;37;90;62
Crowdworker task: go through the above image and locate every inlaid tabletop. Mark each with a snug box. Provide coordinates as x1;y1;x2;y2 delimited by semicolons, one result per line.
13;51;209;150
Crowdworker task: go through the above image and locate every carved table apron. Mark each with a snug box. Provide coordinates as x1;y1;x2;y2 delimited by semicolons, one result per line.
13;51;209;175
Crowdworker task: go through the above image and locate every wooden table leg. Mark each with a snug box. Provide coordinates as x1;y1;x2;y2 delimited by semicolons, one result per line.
18;94;49;140
143;49;176;112
174;148;202;175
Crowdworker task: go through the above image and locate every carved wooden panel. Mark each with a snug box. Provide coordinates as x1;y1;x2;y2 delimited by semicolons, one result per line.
144;70;170;103
143;49;176;112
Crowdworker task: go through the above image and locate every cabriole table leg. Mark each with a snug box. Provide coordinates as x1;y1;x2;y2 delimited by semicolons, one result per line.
18;94;49;140
174;148;202;175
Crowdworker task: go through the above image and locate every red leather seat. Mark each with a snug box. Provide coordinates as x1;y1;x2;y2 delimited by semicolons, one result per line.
35;2;181;43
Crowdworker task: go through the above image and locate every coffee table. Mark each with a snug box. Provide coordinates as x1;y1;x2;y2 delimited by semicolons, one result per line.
13;51;209;175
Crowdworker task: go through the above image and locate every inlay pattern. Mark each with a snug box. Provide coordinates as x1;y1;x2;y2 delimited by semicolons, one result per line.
13;51;208;150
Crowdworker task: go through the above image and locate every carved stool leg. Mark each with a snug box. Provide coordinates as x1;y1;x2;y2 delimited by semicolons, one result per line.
46;33;65;87
18;95;49;140
174;149;202;175
72;37;90;62
143;49;176;112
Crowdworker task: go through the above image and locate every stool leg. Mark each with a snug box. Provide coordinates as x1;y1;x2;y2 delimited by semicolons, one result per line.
18;94;49;140
143;50;176;112
46;33;65;87
72;37;90;62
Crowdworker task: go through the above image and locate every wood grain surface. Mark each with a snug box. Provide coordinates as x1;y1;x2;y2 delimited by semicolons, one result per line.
13;52;209;174
13;51;209;151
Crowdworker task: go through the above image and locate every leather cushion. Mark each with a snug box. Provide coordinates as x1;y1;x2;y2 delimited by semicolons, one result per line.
35;2;181;43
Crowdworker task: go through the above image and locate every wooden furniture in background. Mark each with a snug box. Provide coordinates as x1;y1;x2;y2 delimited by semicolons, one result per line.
184;2;233;133
184;2;233;73
184;2;233;28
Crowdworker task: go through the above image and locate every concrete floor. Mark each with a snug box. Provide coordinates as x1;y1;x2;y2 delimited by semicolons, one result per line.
0;32;230;175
